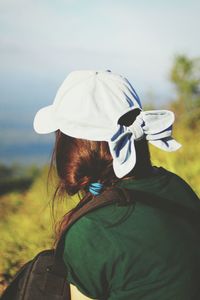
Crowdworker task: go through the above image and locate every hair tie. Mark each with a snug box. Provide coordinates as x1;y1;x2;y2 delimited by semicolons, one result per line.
89;182;104;196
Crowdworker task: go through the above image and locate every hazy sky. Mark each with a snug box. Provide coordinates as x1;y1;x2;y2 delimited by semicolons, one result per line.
0;0;200;113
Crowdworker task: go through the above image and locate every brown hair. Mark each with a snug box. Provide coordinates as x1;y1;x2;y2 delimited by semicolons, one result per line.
49;109;152;243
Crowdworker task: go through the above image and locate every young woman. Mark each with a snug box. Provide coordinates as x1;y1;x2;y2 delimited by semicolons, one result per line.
34;70;200;300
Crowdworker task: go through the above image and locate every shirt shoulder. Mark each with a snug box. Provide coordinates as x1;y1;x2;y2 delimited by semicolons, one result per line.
63;216;117;299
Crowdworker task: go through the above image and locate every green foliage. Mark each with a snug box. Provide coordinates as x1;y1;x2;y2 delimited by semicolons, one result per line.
150;122;200;196
170;54;200;114
0;164;40;196
0;166;79;293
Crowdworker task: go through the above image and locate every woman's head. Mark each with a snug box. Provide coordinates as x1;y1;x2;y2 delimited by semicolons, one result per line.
50;109;152;200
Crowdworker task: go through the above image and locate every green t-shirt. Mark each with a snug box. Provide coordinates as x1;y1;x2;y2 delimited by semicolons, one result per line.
63;167;200;299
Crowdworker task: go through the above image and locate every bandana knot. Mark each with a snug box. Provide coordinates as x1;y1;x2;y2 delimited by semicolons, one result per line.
108;110;181;178
128;113;144;140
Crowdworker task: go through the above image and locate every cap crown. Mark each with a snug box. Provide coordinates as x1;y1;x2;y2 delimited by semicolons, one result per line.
52;70;142;140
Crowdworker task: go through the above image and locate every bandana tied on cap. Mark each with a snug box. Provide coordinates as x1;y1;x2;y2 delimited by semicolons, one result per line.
108;110;181;178
33;70;181;179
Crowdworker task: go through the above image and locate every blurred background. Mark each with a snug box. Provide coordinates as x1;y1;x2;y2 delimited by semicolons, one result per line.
0;0;200;293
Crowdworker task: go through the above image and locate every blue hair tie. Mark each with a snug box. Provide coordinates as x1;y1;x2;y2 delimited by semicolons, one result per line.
89;182;103;196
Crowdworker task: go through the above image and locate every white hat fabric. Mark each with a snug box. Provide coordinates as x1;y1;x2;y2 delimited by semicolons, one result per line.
33;70;181;178
34;70;142;141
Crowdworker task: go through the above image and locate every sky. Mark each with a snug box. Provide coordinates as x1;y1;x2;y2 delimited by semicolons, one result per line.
0;0;200;164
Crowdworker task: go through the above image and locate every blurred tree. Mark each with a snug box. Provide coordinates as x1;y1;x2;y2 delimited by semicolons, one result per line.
170;54;200;127
0;164;41;195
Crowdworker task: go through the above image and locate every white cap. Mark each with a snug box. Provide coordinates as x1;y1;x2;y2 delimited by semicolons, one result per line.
33;70;142;141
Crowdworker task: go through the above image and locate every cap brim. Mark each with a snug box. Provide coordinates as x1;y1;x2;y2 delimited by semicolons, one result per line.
33;105;58;134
